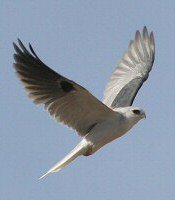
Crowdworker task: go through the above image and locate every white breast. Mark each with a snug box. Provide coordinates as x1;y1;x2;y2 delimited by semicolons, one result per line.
84;114;131;154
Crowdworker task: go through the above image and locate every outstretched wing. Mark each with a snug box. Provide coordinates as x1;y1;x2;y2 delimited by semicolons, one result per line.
103;27;155;108
13;39;114;136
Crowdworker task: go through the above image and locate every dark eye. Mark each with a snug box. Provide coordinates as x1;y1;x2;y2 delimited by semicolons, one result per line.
132;109;141;115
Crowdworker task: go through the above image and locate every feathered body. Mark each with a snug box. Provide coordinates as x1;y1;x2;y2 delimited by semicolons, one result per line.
13;27;155;179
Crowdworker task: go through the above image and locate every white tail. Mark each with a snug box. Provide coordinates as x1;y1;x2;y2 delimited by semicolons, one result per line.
39;139;89;179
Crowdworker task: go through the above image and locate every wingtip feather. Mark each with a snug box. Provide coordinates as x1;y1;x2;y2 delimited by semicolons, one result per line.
143;26;148;33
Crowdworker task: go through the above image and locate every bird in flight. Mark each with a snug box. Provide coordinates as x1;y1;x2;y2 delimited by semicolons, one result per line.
13;27;155;179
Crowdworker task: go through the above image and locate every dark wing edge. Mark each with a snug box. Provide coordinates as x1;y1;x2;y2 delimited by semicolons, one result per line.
13;39;80;107
13;39;114;136
104;27;155;108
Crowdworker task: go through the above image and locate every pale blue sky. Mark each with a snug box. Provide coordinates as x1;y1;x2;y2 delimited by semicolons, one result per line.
1;1;175;200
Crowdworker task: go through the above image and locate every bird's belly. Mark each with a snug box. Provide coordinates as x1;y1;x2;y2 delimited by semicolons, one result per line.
84;120;129;155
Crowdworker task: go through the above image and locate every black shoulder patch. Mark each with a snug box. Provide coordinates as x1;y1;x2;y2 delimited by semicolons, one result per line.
60;80;75;92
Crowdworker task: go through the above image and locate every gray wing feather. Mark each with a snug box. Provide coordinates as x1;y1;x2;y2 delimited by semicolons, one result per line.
103;27;155;108
13;39;114;136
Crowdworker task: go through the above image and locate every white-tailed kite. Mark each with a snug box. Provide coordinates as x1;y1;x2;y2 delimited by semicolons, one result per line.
13;27;155;179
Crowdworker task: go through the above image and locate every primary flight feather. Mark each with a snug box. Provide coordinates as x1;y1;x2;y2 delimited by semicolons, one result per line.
13;27;155;179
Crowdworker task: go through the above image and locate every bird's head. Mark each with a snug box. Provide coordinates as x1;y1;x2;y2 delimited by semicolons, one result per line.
116;106;146;123
131;107;146;120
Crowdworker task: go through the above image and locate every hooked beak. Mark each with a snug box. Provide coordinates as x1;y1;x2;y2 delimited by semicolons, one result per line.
143;113;146;119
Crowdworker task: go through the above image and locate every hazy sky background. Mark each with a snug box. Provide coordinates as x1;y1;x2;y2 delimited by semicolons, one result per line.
1;1;175;200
